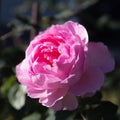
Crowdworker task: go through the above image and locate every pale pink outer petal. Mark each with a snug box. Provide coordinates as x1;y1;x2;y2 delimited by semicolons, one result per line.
70;67;104;96
50;93;78;111
64;21;88;45
30;74;64;90
16;59;30;85
85;42;115;73
27;86;69;107
27;87;47;98
39;87;69;107
42;75;63;89
25;36;39;57
26;76;64;99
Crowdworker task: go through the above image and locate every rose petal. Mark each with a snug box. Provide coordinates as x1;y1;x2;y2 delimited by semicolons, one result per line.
16;59;30;85
70;67;104;96
56;43;84;80
50;93;78;111
39;87;69;107
31;74;62;89
64;21;88;45
85;42;115;73
27;87;47;98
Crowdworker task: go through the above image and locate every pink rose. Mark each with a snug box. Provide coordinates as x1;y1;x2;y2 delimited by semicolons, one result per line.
16;21;115;111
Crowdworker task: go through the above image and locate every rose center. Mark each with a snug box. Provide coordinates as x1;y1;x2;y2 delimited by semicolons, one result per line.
39;43;60;66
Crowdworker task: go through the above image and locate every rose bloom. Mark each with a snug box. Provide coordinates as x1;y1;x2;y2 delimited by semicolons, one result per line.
16;21;115;111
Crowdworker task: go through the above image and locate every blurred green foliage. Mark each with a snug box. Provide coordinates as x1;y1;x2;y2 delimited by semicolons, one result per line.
0;0;120;119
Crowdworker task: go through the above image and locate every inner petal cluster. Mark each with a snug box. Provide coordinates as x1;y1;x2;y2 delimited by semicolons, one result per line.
38;40;61;66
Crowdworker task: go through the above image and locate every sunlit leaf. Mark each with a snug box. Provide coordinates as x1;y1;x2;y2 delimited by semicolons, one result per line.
46;109;55;120
8;84;26;110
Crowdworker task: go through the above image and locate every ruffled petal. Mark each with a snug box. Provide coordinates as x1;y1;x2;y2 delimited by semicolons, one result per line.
56;43;84;80
64;21;88;45
39;87;69;107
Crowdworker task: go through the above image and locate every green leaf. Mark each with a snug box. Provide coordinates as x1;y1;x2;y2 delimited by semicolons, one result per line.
8;84;26;110
0;76;16;94
46;109;55;120
22;112;41;120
